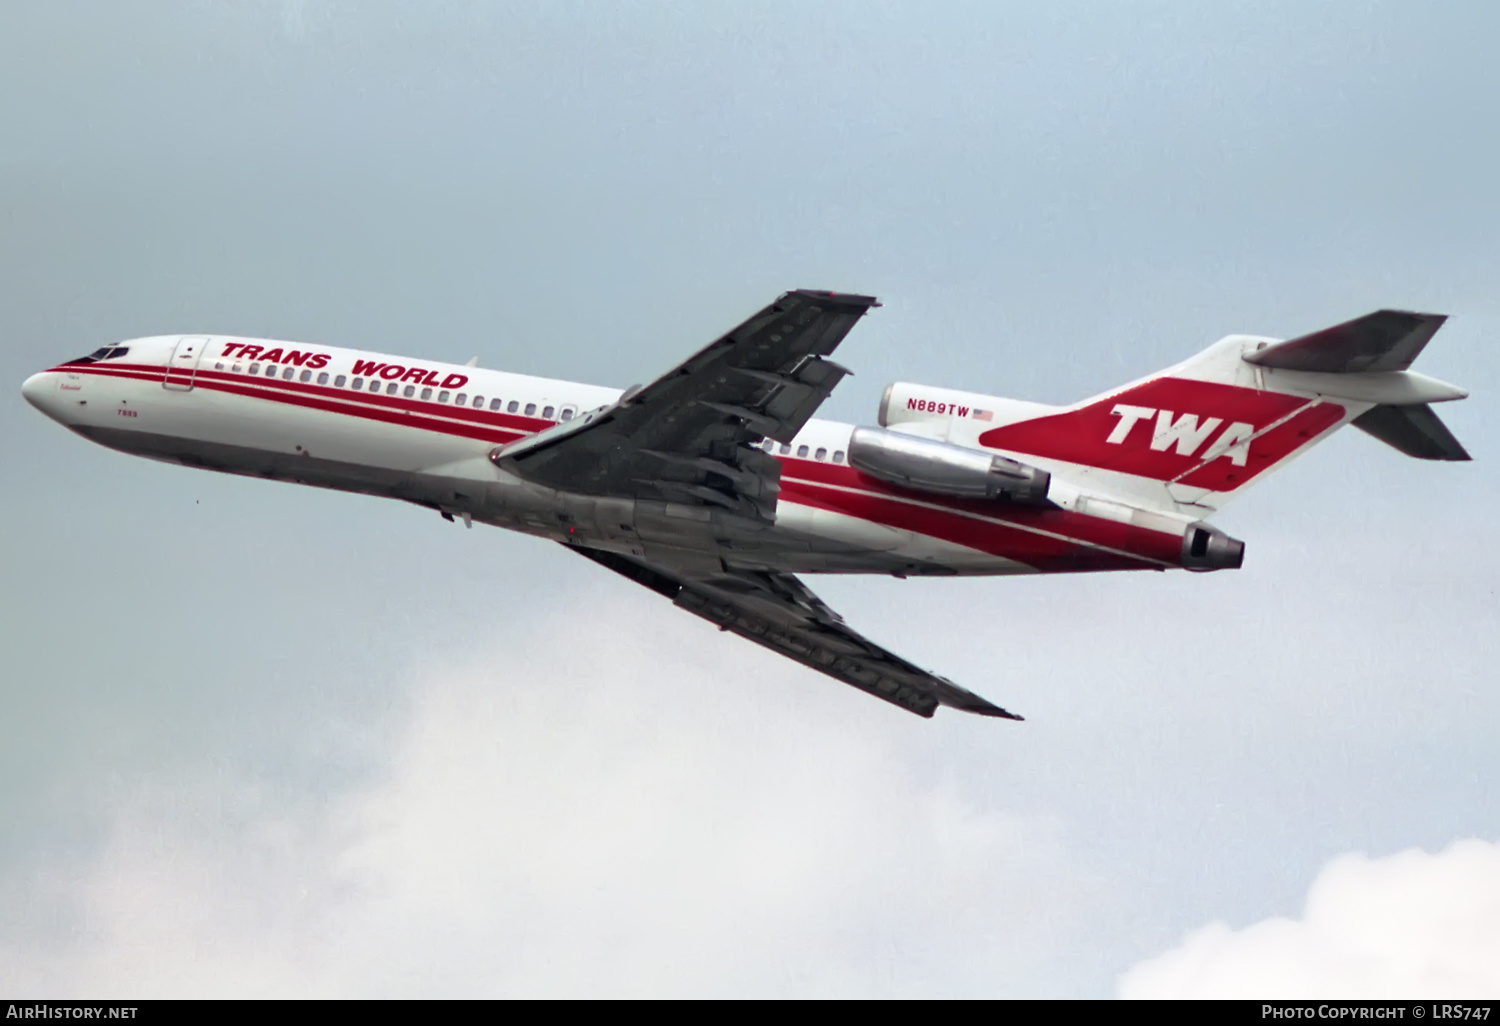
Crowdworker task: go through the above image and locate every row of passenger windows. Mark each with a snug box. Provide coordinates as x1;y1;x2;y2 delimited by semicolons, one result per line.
208;358;840;453
212;360;576;420
761;438;845;464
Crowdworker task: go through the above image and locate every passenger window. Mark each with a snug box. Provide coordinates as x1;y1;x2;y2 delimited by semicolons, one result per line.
438;391;450;403
267;365;279;377
421;387;433;400
473;395;484;409
490;398;502;411
232;364;242;373
370;379;381;392
386;382;398;395
779;443;791;455
560;406;575;421
542;405;555;419
317;372;329;385
456;393;467;406
833;450;845;464
249;363;261;374
815;447;827;461
300;369;312;383
403;385;416;398
335;375;347;387
507;400;519;413
797;445;809;458
524;403;537;416
282;367;295;380
214;362;225;371
352;377;363;389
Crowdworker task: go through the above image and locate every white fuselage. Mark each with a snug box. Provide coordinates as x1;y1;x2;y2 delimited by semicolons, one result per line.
23;334;1193;577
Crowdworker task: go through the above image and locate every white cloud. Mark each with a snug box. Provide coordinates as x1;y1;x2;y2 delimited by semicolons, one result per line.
1119;840;1500;999
0;606;1100;998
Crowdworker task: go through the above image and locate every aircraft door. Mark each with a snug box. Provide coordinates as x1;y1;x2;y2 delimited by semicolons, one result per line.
163;336;208;391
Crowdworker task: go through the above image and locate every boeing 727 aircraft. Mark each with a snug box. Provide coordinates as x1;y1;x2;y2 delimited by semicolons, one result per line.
22;291;1470;719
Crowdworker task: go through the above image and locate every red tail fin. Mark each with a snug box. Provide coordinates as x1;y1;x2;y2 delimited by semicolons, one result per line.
977;374;1347;496
964;311;1466;510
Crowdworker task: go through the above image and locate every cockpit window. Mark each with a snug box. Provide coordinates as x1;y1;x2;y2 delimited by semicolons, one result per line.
77;346;130;362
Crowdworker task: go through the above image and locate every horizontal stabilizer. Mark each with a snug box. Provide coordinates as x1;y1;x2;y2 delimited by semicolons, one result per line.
1245;310;1447;373
1352;403;1471;461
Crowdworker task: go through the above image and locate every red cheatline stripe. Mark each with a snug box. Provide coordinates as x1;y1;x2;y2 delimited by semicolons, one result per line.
56;361;546;427
57;361;558;433
51;362;548;441
52;363;531;446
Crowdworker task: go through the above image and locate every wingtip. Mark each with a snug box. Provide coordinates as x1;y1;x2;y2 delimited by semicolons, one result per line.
964;704;1025;721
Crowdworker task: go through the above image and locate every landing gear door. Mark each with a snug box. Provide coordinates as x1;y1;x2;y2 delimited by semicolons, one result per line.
163;336;208;391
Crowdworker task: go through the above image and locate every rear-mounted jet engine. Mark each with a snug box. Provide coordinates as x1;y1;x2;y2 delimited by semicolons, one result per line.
847;426;1051;505
1181;522;1245;571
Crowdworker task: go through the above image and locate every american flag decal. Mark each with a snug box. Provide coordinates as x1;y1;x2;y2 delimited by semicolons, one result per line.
972;408;993;421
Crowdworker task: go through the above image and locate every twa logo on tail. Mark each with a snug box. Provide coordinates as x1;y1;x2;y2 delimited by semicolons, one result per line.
978;377;1347;491
1107;404;1255;466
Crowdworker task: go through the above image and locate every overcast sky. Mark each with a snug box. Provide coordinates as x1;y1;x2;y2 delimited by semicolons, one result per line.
2;1;1497;997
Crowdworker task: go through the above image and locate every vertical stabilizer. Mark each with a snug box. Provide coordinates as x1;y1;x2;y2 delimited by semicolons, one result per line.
946;309;1468;514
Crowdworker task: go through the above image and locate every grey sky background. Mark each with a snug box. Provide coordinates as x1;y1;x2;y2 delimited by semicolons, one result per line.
2;1;1497;996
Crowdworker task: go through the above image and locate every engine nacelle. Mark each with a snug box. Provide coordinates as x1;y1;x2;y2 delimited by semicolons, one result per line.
847;426;1051;504
1181;522;1245;571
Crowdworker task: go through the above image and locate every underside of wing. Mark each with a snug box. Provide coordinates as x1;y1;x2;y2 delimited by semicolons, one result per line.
573;546;1022;721
492;289;878;522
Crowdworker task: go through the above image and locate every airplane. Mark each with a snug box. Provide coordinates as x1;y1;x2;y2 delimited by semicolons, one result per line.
21;291;1470;720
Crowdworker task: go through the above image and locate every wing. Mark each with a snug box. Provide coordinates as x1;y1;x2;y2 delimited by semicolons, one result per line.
491;289;878;521
490;289;1016;719
574;546;1022;721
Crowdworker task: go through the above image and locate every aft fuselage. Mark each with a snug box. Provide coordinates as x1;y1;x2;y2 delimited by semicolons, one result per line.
23;334;1194;576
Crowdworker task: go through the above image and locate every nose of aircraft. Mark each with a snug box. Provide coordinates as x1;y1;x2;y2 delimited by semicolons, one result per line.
21;372;53;411
21;370;76;426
